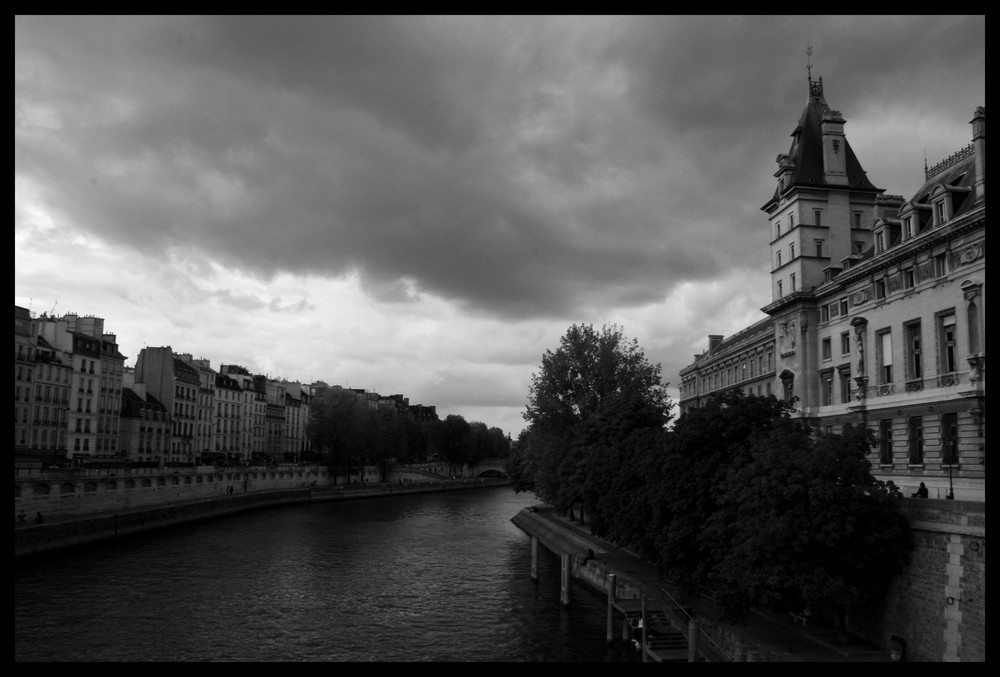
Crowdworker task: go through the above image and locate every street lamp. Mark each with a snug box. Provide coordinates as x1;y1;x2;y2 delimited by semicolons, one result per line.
947;462;955;500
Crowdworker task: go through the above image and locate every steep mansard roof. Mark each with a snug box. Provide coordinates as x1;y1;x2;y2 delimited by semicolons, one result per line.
766;78;880;207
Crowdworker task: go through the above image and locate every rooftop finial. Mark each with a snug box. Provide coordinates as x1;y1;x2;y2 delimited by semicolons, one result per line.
806;42;813;80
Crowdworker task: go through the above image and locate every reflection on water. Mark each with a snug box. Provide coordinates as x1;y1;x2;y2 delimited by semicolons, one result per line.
15;486;638;662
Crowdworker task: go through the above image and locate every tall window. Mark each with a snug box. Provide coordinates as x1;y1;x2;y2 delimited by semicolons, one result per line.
934;253;948;278
908;416;924;464
903;268;915;290
875;278;886;300
790;242;795;259
841;331;851;356
815;239;824;257
941;413;958;464
840;367;852;403
853;211;862;228
790;273;797;292
878;330;893;384
821;372;833;406
903;216;913;239
777;280;783;298
840;298;849;316
821;337;832;361
906;321;922;380
939;313;957;373
879;419;893;464
814;209;822;226
777;250;782;267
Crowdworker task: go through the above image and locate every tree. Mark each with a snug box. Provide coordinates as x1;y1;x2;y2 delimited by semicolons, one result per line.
707;422;911;630
655;391;912;627
520;323;672;512
653;390;793;589
306;389;366;482
439;414;471;476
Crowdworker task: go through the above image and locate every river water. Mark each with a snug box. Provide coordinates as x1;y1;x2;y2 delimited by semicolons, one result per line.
15;485;639;662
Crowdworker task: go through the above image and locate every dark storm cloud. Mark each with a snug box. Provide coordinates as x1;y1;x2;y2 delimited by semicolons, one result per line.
15;15;985;325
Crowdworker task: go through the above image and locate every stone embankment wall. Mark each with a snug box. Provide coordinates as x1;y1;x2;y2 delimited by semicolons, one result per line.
14;463;508;559
13;461;491;523
854;499;986;662
15;480;507;559
514;500;985;663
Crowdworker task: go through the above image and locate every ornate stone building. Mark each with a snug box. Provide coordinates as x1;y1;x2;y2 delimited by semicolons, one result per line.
679;78;985;501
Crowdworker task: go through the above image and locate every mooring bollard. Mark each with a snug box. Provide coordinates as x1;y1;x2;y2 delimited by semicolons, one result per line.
606;573;616;645
688;619;699;662
530;535;538;582
641;594;648;662
560;552;571;606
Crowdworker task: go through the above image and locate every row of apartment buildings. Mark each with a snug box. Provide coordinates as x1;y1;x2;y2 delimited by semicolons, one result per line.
14;311;438;466
678;77;985;501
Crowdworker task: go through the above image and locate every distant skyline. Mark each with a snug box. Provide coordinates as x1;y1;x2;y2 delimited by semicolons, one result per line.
15;15;986;437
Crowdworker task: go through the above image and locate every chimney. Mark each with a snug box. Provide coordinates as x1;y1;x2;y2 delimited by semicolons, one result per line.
708;335;723;352
972;106;985;202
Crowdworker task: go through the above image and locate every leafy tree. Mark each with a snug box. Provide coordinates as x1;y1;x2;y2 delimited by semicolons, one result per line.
655;391;911;628
439;414;471;475
651;390;795;588
486;427;511;459
401;417;429;463
520;323;672;512
707;422;911;629
306;389;366;482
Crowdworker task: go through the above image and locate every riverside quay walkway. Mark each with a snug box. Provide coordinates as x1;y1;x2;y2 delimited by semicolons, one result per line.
512;505;891;663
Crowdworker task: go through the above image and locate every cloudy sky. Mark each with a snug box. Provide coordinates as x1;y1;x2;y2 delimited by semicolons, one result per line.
15;15;985;438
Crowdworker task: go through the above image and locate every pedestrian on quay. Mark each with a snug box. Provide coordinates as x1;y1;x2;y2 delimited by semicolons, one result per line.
912;482;929;498
34;512;44;524
17;509;27;525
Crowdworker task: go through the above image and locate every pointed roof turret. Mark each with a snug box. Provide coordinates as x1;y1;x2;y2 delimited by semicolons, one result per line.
764;77;880;209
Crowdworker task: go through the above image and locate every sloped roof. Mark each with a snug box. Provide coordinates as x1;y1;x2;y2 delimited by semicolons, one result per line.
766;78;880;207
909;145;978;216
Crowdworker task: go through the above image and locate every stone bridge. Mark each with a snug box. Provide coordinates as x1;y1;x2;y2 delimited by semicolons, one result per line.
475;459;508;479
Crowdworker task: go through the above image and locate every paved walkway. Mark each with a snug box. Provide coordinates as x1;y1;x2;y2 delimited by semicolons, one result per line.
530;505;891;662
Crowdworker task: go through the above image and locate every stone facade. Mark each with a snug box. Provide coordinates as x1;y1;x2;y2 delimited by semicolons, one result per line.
851;500;986;662
679;80;985;501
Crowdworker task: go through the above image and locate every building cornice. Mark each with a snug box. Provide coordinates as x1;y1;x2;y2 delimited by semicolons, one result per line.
815;206;984;295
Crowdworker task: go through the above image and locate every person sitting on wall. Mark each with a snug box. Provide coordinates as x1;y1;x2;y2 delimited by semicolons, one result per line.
912;482;929;498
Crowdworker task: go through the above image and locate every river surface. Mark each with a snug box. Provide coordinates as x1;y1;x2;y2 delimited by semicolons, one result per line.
15;485;639;662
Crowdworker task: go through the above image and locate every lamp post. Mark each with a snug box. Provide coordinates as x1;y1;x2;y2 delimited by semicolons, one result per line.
947;462;955;500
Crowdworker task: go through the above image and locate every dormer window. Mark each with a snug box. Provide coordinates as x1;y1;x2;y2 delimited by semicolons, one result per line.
875;230;885;253
903;216;913;240
934;199;947;226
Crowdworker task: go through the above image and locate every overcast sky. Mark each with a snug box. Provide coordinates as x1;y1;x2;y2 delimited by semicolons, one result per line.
15;15;985;438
